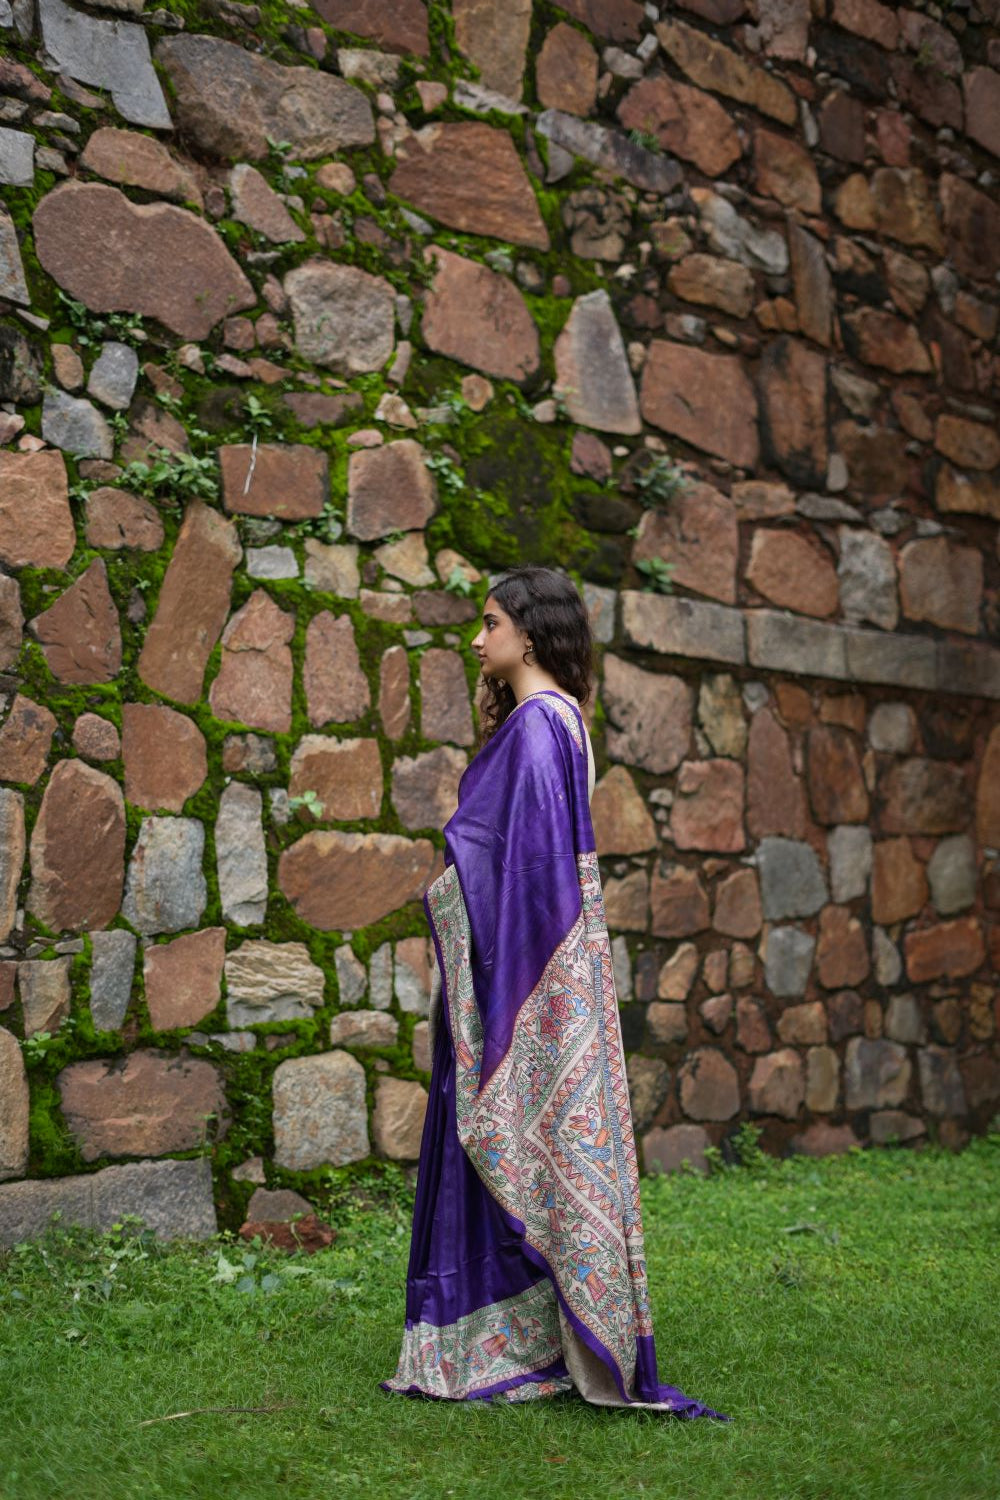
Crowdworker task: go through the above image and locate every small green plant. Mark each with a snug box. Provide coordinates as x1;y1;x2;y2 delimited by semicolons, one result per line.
443;563;473;597
551;385;575;421
287;789;325;818
294;500;344;545
155;389;184;417
264;134;298;195
20;1016;76;1064
424;450;465;494
244;395;274;437
634;454;689;508
54;290;145;347
626;127;662;154
108;411;129;445
117;448;219;505
635;556;675;594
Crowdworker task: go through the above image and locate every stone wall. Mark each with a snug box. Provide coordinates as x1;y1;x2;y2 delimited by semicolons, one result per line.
0;0;998;1240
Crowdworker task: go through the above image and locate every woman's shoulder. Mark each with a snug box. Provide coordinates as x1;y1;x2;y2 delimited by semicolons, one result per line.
515;690;586;757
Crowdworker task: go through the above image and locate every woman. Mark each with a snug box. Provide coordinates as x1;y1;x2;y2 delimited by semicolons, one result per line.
381;565;729;1419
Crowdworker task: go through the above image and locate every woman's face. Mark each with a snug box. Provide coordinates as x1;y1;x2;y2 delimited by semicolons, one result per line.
470;595;530;682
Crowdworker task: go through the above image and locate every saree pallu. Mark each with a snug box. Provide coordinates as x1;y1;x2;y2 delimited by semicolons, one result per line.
381;690;729;1419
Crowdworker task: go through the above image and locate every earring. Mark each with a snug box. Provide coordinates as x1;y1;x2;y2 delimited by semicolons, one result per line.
524;643;536;664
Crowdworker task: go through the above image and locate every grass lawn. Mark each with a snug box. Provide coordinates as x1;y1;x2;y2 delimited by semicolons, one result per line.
1;1131;998;1500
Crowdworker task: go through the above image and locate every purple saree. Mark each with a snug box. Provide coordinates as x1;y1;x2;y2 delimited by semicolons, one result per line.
381;690;730;1419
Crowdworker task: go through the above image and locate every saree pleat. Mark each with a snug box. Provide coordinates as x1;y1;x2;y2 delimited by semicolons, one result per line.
381;692;730;1420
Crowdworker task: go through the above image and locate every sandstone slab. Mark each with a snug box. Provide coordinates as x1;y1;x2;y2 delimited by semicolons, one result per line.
216;782;267;926
677;1046;740;1120
278;830;438;930
157;33;374;159
58;1049;229;1161
80;126;201;205
284;261;394;374
754;127;820;213
807;725;869;825
656;16;796;124
453;0;532;99
747;706;806;838
650;863;710;938
0;1027;28;1181
85;486;164;552
904;918;985;983
671;759;745;853
554;289;639;435
748;1049;804;1119
0;1157;217;1247
89;928;136;1031
632;482;738;604
312;0;429;55
225;940;325;1027
0;695;56;785
144;928;225;1031
0;451;75;569
19;958;72;1038
617;72;741;176
0;790;23;943
667;253;754;319
899;538;982;636
122;703;206;813
590;765;657;856
138;503;241;704
347;440;436;540
209;590;295;734
390;122;549;249
373;1077;428;1160
329;1010;399;1049
419;648;474;747
230;163;304;244
940;173;1000;282
536;21;598;115
220;443;328;521
304;612;371;727
881;759;969;837
290;735;383;822
421;247;539;383
34;182;255;340
758;337;828;488
713;868;762;938
602;655;691;773
39;0;170;128
641;341;758;468
28;760;124;933
122;817;206;935
272;1050;369;1170
391;746;466;832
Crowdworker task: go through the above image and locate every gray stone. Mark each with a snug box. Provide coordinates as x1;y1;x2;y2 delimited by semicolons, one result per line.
122;817;207;935
626;1054;669;1132
828;824;872;904
369;940;393;1011
885;994;926;1046
246;546;299;580
845;630;937;692
18;957;71;1037
582;581;616;645
395;938;435;1016
0;1026;28;1181
642;1123;710;1176
553;289;640;435
452;80;527;115
89;928;136;1030
536;110;682;195
764;926;815;998
0;127;33;186
216;782;267;926
329;1010;399;1048
335;943;366;1006
224;940;324;1026
757;836;828;920
611;934;632;1002
245;1186;314;1222
869;1110;925;1146
868;702;916;754
696;190;788;274
872;926;902;986
837;528;898;631
0;789;24;944
229;162;305;245
284;261;395;373
621;591;745;665
0;211;29;305
0;1156;217;1246
797;494;862;523
917;1046;967;1117
39;0;171;128
747;611;849;681
337;47;401;86
926;835;977;916
86;340;138;410
845;1037;910;1110
41;388;113;460
272;1050;369;1169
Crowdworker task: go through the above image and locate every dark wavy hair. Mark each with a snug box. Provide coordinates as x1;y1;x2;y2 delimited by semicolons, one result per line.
476;565;594;746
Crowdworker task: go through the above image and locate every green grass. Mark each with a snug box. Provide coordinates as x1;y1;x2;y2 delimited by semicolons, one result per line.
2;1136;998;1500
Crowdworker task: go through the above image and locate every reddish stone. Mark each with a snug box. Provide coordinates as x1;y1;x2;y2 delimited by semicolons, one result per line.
239;1213;337;1253
939;174;1000;283
881;759;970;837
85;487;165;552
378;645;411;740
209;590;295;734
392;746;466;833
777;1002;827;1046
667;254;754;319
220;444;329;520
701;994;733;1035
144;928;226;1031
934;415;1000;473
647;1001;689;1045
591;765;657;856
58;1048;229;1161
536;22;598;115
871;837;927;926
0;451;76;569
0;577;21;673
312;0;429;53
138;503;241;704
30;559;121;685
748;1049;805;1119
978;727;1000;848
122;704;207;813
735;997;771;1053
28;761;125;932
390;122;548;250
420;648;474;747
904;918;985;983
834;421;909;495
632;482;738;604
570;431;612;481
671;759;745;853
0;695;56;785
892;53;963;132
290;736;383;821
34;183;254;341
746;529;838;618
677;1046;740;1120
278;830;439;929
421;248;539;382
754;127;820;212
640;341;758;468
650;863;710;937
747;707;807;838
758;337;828;488
899;538;982;636
656;16;797;124
603;657;691;774
807;726;869;825
832;0;898;48
964;67;1000;158
72;714;120;762
774;684;812;728
304;612;371;727
870;169;943;253
874;110;910;166
713;868;762;938
842;309;931;374
347;440;436;541
818;90;866;163
283;392;363;428
617;73;741;176
816;906;869;989
79;127;201;206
